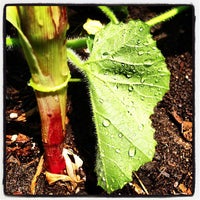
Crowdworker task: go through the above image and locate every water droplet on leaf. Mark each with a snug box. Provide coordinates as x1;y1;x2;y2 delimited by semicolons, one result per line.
128;86;133;92
99;98;104;103
140;77;145;83
128;146;136;157
136;39;141;44
147;50;151;55
131;66;136;73
116;149;120;153
138;51;144;56
152;46;157;50
118;133;123;138
144;59;153;67
102;119;110;127
126;73;132;78
139;27;143;32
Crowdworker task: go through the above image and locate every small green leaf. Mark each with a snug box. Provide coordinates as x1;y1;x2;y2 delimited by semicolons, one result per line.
78;20;170;193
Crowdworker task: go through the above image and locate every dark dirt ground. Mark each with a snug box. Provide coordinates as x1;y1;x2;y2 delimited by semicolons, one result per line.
4;5;194;196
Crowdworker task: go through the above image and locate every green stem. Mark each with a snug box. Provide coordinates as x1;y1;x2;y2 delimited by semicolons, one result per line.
67;37;87;49
146;6;190;27
69;78;82;82
67;48;84;68
98;6;119;24
6;36;88;50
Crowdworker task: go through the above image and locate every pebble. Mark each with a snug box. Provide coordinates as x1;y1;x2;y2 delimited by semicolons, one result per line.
9;112;18;119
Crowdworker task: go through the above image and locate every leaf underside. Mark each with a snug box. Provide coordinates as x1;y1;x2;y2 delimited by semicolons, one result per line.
78;20;170;193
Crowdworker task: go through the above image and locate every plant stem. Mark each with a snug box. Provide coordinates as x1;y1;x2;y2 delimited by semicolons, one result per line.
98;6;119;24
6;36;88;50
67;37;87;49
35;89;67;173
146;6;190;27
67;48;84;68
69;78;82;82
13;6;70;174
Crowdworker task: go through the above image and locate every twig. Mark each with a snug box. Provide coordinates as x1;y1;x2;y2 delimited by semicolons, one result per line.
133;172;149;195
23;158;39;169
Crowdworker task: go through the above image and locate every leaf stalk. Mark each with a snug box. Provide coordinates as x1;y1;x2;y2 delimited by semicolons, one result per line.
67;37;87;49
98;6;119;24
67;48;84;68
146;6;190;27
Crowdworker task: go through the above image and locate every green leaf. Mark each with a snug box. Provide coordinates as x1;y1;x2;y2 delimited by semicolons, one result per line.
81;21;170;193
77;20;170;193
82;21;170;193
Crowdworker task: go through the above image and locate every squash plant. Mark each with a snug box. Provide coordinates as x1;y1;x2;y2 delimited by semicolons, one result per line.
5;5;189;194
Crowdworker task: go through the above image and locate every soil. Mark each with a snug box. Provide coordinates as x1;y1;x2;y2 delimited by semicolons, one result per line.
4;5;194;197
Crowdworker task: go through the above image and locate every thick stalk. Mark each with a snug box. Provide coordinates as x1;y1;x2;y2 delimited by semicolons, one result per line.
35;89;66;173
17;6;70;174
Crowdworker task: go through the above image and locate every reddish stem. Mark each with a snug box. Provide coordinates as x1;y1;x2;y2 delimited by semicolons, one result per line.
43;111;66;174
36;91;67;174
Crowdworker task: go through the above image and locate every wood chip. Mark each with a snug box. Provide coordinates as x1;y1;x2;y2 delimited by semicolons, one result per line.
178;183;192;195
